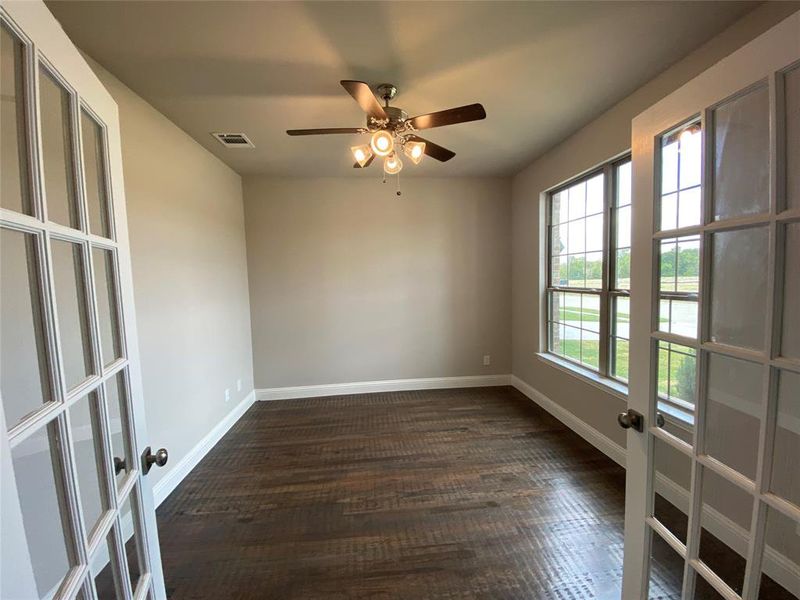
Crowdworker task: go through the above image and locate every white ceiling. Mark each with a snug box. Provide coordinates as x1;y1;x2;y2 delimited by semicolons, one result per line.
47;1;757;177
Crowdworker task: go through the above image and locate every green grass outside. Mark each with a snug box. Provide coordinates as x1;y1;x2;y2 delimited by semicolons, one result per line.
554;336;694;401
561;307;669;327
563;308;599;322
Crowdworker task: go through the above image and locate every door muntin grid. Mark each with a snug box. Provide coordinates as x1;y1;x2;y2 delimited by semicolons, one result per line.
1;10;152;600
643;66;800;600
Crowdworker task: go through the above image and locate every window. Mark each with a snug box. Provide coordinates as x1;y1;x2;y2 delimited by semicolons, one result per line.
655;122;702;423
545;155;631;384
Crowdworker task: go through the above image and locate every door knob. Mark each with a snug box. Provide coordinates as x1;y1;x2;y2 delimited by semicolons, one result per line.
617;409;644;432
114;456;126;475
141;446;168;474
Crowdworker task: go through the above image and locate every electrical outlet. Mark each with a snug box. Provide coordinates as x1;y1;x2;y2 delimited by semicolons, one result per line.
224;388;230;402
236;379;242;392
483;355;491;366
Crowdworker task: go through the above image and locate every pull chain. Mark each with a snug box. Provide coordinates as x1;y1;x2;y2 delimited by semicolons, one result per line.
396;173;402;196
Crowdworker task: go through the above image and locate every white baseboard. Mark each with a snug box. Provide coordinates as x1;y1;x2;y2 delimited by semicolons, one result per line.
152;390;256;506
256;374;513;401
511;374;626;468
511;374;798;594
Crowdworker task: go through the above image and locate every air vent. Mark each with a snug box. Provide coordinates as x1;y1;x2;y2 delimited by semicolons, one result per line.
211;132;254;148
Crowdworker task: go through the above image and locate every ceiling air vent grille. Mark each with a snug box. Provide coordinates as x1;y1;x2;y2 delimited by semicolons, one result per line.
211;132;254;148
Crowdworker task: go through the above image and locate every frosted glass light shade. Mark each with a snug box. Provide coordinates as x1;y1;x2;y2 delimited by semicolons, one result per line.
404;140;425;165
351;144;373;167
384;154;403;174
370;130;394;156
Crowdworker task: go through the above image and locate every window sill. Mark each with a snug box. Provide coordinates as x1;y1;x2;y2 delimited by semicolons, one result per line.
535;354;698;432
536;352;628;401
657;401;695;430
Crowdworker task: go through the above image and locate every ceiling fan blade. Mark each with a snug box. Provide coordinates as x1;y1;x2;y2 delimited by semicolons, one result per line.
286;127;364;136
340;80;388;122
353;154;376;169
408;103;486;130
407;135;455;162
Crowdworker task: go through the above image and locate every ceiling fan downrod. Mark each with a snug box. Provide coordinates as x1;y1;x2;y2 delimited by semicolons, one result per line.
376;83;397;108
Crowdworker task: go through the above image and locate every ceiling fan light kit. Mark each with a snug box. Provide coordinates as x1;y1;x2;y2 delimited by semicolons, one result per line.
370;130;394;156
287;81;486;189
404;140;426;165
351;144;373;167
384;153;403;175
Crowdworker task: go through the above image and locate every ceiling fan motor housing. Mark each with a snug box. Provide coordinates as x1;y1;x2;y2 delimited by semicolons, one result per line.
372;83;408;128
376;83;397;101
386;106;408;124
366;106;408;129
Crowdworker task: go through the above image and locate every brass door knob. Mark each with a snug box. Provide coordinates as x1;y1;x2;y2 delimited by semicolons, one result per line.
141;446;168;474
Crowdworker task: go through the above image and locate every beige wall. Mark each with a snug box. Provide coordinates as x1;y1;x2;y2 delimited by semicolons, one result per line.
88;59;254;489
243;176;511;388
510;1;799;448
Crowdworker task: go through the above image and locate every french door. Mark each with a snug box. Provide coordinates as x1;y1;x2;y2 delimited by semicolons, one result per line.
621;11;800;600
0;2;166;599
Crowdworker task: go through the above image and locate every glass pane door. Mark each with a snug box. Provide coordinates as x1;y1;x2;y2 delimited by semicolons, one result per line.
1;4;164;599
623;14;800;600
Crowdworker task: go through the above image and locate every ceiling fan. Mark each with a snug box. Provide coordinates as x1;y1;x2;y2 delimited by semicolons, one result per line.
286;81;486;173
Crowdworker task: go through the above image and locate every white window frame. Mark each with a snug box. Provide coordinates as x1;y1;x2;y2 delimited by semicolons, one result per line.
537;151;632;397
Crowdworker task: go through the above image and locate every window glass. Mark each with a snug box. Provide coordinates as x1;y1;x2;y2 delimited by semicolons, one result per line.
92;247;122;366
1;23;32;215
0;227;51;429
704;354;762;481
713;85;769;221
51;239;93;389
547;158;631;382
39;66;79;229
11;424;72;597
548;290;601;369
611;296;630;382
780;223;800;359
81;110;111;237
785;65;800;211
656;234;699;354
709;227;768;350
660;123;702;231
657;341;696;417
613;161;632;292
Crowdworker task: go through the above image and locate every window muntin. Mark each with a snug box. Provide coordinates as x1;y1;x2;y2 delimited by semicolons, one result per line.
546;156;631;384
657;235;699;340
0;22;32;216
656;340;696;423
549;172;605;290
548;291;601;370
610;160;631;381
655;121;702;423
660;124;701;231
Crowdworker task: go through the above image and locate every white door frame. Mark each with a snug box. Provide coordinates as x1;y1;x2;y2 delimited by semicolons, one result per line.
623;11;800;600
1;1;165;598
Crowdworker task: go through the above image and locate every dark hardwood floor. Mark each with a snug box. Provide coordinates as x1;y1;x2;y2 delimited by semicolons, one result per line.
152;386;795;599
156;386;628;599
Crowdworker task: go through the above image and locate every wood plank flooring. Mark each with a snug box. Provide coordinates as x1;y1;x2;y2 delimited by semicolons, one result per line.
156;386;629;599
